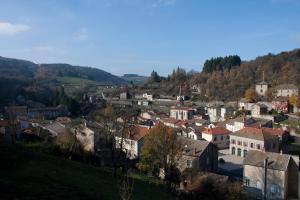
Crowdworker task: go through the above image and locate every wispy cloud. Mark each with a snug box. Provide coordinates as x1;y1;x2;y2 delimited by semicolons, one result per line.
0;22;30;35
73;27;88;40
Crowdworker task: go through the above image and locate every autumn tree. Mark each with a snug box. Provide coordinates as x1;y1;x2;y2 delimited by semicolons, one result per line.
289;94;300;112
244;88;257;103
137;124;182;189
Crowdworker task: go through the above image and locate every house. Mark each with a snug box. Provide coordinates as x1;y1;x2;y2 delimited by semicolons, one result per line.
251;103;268;116
115;125;150;159
230;127;279;157
272;97;290;113
170;107;195;120
27;105;69;119
206;106;222;122
137;100;150;106
225;116;273;132
276;84;298;97
142;93;153;101
239;98;255;111
256;81;268;96
202;127;232;149
177;125;204;140
4;106;28;119
243;150;299;199
177;137;218;173
160;118;188;128
120;92;130;100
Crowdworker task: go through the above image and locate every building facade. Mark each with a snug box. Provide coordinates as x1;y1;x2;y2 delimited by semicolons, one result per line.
230;127;279;157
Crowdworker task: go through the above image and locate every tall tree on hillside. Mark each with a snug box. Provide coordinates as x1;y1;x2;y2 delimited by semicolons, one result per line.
148;70;161;83
137;124;182;189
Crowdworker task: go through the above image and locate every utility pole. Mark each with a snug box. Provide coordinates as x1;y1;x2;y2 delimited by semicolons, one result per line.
264;157;268;200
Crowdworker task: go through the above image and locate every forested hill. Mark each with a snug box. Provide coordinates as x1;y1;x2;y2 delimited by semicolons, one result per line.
0;57;127;85
192;49;300;101
0;56;128;108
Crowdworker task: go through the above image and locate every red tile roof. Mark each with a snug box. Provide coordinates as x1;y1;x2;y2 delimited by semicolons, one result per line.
202;127;232;135
123;125;150;141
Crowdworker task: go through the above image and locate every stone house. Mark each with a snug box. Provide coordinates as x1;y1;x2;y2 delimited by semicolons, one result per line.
177;137;218;173
230;127;279;157
170;107;195;120
275;84;298;97
251;103;268;116
201;127;232;149
243;150;299;200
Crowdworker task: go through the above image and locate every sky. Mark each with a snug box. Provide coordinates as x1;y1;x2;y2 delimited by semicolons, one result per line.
0;0;299;76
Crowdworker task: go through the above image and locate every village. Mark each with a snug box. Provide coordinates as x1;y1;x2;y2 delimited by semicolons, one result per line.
1;76;300;200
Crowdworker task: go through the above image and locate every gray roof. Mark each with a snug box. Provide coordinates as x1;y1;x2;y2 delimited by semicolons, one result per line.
243;150;291;171
276;84;298;90
178;137;210;157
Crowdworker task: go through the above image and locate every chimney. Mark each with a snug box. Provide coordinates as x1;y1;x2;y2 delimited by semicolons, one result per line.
193;148;197;155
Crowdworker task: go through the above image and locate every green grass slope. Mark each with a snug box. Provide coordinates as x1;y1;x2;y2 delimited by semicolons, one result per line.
0;144;173;200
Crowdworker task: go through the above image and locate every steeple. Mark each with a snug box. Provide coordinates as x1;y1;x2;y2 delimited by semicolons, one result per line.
179;85;184;106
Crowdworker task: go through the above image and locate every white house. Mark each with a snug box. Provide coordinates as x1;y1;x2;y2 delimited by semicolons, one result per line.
202;127;232;149
115;125;150;159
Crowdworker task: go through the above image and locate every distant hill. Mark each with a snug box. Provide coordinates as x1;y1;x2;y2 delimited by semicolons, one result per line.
120;74;148;85
0;56;128;108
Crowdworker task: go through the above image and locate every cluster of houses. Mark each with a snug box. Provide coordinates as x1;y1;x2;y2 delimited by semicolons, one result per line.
116;83;300;199
1;81;300;200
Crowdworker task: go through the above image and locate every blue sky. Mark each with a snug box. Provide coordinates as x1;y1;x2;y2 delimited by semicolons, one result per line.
0;0;299;76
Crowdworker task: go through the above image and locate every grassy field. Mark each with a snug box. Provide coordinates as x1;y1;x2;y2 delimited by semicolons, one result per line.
0;143;173;200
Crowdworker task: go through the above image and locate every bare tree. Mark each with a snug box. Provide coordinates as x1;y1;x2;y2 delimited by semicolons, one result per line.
118;172;134;200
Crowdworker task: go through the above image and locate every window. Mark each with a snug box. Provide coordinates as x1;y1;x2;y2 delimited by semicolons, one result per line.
270;184;277;193
237;148;241;157
243;150;248;157
237;141;242;146
231;139;236;144
231;147;236;155
186;160;192;167
257;144;261;150
214;137;217;141
244;178;250;186
250;143;254;148
221;136;223;140
227;136;229;139
243;141;248;147
272;143;276;149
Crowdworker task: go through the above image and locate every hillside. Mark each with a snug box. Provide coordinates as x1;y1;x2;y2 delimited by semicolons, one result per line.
191;49;300;101
0;143;173;200
120;74;148;85
0;56;128;108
